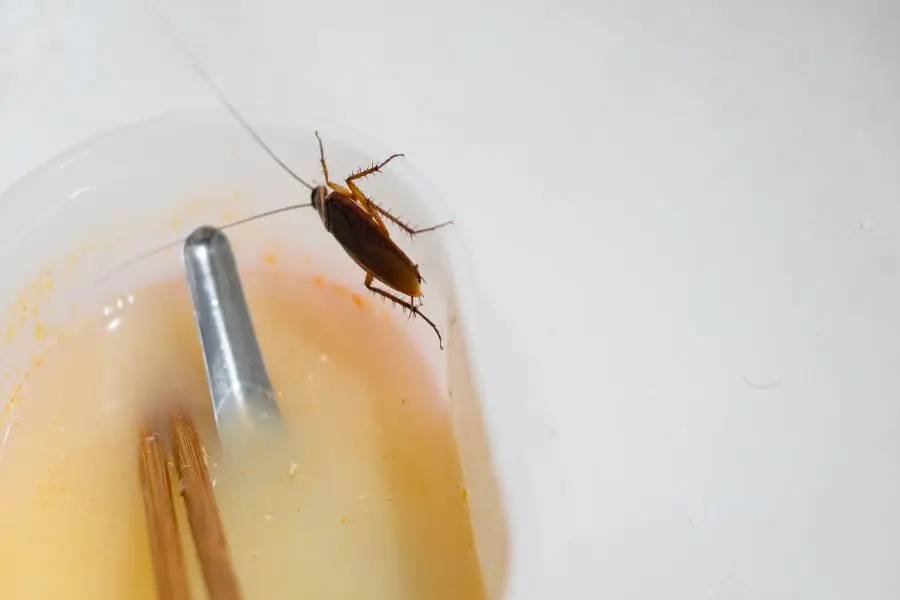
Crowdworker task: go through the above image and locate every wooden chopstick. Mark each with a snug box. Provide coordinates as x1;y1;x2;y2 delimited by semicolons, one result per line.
138;428;192;600
171;412;245;600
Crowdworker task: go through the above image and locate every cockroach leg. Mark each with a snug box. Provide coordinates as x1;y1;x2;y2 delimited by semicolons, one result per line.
314;130;330;180
364;273;443;350
369;203;454;237
343;153;406;232
346;153;405;183
347;182;453;237
315;130;354;197
345;180;390;231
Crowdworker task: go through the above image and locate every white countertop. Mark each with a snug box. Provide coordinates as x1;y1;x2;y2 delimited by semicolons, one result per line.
2;1;900;598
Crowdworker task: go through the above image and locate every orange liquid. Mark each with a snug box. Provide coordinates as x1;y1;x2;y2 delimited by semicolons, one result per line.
0;271;484;599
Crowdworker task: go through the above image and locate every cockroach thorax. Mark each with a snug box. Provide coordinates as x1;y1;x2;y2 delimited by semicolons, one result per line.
310;185;329;225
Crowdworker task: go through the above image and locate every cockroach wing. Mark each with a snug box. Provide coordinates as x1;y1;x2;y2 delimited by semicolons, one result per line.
325;195;422;298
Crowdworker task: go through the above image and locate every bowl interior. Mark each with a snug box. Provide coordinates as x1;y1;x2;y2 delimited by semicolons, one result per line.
0;110;510;598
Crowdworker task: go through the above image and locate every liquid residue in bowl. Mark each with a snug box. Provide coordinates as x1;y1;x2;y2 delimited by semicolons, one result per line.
0;269;485;599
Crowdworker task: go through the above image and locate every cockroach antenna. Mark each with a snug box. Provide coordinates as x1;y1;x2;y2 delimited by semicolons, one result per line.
98;204;312;280
153;11;315;192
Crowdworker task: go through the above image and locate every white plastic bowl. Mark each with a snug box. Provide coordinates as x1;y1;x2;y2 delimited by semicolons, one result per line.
0;110;542;600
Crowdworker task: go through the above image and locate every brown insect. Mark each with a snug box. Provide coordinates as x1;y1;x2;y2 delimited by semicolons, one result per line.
115;18;454;348
308;132;453;348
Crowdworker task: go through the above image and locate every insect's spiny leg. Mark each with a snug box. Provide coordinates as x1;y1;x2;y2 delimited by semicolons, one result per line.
409;220;454;235
369;202;454;237
314;131;330;182
363;274;443;350
346;180;389;233
346;153;405;183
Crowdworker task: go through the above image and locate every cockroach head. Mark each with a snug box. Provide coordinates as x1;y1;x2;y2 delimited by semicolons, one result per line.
310;185;329;225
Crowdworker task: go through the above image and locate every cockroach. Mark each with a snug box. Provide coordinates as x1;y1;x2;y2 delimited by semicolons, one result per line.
307;132;453;350
113;16;453;349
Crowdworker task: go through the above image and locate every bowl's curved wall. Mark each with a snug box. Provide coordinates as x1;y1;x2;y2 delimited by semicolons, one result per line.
0;110;519;598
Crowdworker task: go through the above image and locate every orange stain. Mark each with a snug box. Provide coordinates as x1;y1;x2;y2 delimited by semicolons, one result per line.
264;253;278;266
312;275;325;287
351;293;364;308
